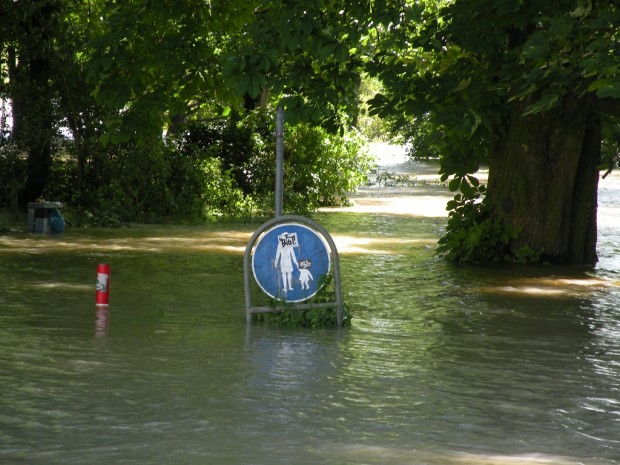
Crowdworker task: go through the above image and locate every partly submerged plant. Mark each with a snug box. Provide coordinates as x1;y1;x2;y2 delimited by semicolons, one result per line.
252;274;352;328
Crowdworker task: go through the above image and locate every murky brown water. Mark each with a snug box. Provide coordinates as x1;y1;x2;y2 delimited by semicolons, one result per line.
1;163;618;465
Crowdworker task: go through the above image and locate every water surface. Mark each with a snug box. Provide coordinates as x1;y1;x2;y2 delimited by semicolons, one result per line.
1;169;618;465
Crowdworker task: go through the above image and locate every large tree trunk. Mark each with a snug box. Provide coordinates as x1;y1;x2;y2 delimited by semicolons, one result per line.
486;93;600;265
11;0;59;205
21;54;55;203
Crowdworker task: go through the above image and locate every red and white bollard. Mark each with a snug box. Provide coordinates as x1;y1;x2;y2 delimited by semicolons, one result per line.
95;263;110;306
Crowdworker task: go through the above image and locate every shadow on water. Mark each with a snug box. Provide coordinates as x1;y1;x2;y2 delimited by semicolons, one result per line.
0;172;619;464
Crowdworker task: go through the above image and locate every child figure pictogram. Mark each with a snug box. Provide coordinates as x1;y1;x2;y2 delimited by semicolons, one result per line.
298;259;313;290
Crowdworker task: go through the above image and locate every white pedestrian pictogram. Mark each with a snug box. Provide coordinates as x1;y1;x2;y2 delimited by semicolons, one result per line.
274;232;298;293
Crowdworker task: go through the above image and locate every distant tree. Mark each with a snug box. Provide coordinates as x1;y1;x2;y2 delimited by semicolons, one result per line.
1;0;376;218
1;0;65;203
0;0;107;205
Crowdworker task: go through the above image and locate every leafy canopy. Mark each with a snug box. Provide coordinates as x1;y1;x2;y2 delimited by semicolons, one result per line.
365;0;620;179
86;0;376;140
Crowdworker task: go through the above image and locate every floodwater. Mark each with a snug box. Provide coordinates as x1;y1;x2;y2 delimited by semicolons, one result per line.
1;162;619;465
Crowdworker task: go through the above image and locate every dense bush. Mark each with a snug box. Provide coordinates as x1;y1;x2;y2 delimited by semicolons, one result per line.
0;133;26;216
4;110;371;226
175;111;275;202
434;180;543;264
435;188;514;264
44;140;254;226
284;124;371;214
175;111;373;216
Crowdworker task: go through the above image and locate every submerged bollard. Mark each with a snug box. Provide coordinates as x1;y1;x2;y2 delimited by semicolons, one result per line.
96;263;110;306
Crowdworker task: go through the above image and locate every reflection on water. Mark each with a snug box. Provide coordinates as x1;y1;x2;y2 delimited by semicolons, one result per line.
0;171;619;465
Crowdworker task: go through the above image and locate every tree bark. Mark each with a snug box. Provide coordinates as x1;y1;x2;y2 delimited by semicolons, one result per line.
486;93;600;264
21;52;55;203
11;0;60;205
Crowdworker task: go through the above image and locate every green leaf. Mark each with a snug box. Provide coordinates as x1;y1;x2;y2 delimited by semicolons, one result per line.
459;180;474;197
468;109;482;136
522;92;561;116
588;79;620;98
249;74;262;99
588;79;608;92
466;175;479;187
596;84;620;99
454;77;471;92
317;40;338;60
335;45;349;63
101;131;111;147
548;16;573;38
367;93;389;116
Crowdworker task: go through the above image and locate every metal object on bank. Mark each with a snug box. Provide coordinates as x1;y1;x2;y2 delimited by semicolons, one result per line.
27;201;65;233
275;106;284;217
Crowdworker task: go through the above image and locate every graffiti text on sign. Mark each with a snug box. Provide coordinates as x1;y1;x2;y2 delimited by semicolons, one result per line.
279;233;298;248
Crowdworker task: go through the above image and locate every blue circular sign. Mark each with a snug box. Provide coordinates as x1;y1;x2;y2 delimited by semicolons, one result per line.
252;222;331;302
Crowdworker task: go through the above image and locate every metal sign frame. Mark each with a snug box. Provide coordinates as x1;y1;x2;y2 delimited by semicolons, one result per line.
244;215;344;326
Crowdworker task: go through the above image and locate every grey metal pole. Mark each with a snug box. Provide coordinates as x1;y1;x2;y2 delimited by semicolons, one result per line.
275;106;284;217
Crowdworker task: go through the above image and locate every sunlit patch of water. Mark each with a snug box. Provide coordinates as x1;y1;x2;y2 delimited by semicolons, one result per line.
27;282;92;291
0;222;440;258
477;276;619;298
323;193;451;217
312;444;603;465
0;229;253;255
596;171;620;280
332;234;436;254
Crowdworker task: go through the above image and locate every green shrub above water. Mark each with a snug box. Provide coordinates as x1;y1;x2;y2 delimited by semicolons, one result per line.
252;275;352;328
176;111;372;216
17;110;371;226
